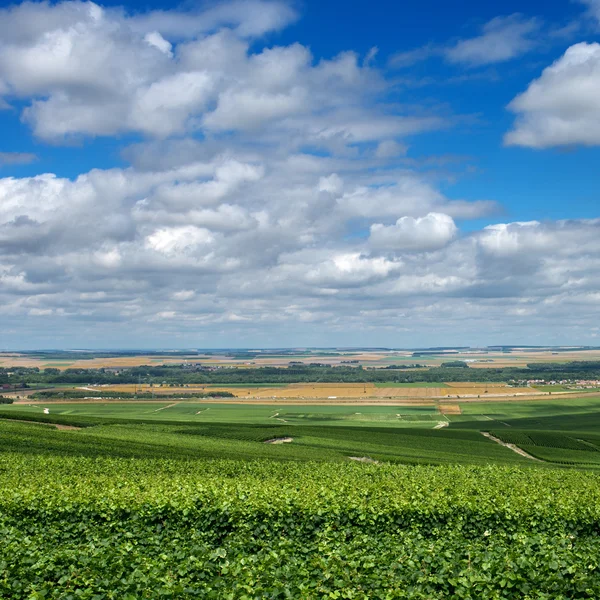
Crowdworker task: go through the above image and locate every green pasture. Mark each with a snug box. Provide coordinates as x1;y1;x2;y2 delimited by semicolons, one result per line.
533;384;570;392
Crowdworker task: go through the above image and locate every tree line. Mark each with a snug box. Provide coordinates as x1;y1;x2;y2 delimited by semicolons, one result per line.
2;361;600;386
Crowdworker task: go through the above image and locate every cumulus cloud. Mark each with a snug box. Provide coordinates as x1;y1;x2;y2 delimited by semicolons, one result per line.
505;42;600;147
0;1;598;346
446;14;540;67
369;213;457;252
0;1;436;145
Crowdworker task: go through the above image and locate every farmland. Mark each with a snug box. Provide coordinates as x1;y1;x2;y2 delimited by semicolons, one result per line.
3;364;600;597
3;451;600;598
3;400;600;597
4;345;600;371
48;381;539;401
3;394;600;464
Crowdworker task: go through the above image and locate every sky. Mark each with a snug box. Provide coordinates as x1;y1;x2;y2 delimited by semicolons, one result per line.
1;0;600;349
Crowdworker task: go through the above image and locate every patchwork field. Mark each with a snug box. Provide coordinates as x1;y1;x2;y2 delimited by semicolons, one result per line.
3;394;600;463
75;381;543;401
3;392;600;597
3;347;600;370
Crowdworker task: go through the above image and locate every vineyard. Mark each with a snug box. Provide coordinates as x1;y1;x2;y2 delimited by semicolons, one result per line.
2;396;600;597
3;451;600;598
491;430;600;466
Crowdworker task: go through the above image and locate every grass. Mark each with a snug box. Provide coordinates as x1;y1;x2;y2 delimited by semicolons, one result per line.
533;384;570;392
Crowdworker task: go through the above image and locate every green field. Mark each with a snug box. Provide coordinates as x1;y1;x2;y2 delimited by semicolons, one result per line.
1;402;443;428
4;396;600;465
533;384;570;392
3;395;600;597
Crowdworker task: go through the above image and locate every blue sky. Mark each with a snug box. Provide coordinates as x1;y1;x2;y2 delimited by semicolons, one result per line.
0;0;599;348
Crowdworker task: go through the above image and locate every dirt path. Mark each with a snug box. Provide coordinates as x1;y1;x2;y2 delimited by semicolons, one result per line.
577;438;599;450
481;432;541;461
0;418;82;431
153;402;179;412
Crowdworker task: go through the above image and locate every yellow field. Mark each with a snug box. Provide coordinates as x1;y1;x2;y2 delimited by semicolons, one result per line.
445;382;509;388
85;382;539;400
3;348;600;371
0;355;204;370
438;404;462;415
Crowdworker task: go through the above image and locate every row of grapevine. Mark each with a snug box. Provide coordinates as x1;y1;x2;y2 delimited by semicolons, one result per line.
2;452;600;598
491;430;598;452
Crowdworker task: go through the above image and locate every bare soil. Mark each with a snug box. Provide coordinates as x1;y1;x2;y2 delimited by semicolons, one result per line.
481;431;541;461
0;418;82;431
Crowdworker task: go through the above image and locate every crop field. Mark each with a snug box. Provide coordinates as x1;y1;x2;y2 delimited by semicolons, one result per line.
74;381;540;401
3;393;600;597
4;347;600;371
5;395;600;465
2;453;600;599
2;402;600;597
2;402;445;428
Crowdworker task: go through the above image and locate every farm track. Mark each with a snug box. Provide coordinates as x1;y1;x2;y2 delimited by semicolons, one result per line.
153;402;180;412
0;417;81;431
481;432;541;461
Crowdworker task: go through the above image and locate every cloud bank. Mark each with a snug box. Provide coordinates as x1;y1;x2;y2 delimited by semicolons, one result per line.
0;1;598;347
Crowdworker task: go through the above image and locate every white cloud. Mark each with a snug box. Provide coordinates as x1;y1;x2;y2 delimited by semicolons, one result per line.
172;290;195;301
145;226;215;256
0;1;598;346
369;213;457;252
144;31;172;56
505;42;600;147
204;87;308;131
317;174;343;194
130;0;298;39
0;1;438;146
446;14;540;67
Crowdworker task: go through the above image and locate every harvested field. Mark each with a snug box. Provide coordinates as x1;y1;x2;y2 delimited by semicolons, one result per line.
59;381;547;401
373;386;447;398
439;404;462;415
445;382;508;388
